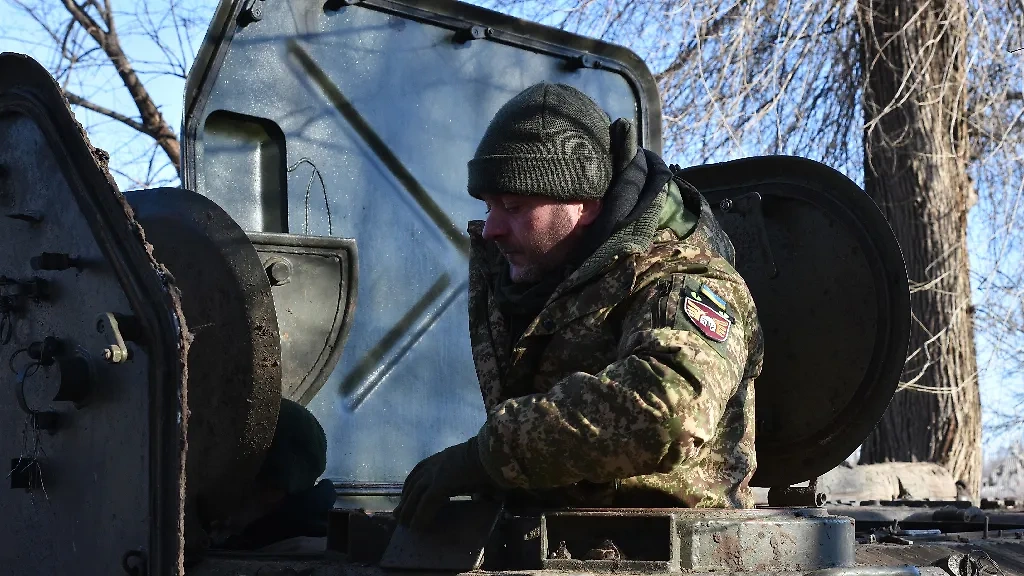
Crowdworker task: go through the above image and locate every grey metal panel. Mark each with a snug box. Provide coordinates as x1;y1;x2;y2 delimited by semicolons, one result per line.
0;53;188;575
0;117;150;565
185;0;651;487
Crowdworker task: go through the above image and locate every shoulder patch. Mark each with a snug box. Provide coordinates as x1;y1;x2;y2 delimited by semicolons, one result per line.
699;284;728;312
683;295;731;343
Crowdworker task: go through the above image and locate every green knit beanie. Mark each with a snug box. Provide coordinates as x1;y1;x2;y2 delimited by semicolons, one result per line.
468;82;615;201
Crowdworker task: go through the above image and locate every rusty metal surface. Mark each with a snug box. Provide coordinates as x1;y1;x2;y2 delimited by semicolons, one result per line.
532;508;853;573
0;53;188;575
125;187;281;519
372;506;852;573
681;510;854;572
248;232;357;405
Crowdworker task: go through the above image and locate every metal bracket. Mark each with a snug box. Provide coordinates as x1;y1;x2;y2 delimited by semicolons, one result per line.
453;25;492;43
768;477;827;507
719;192;778;278
95;312;130;364
571;53;602;69
239;0;265;24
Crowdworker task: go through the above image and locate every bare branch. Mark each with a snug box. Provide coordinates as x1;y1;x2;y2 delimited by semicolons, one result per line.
62;90;148;134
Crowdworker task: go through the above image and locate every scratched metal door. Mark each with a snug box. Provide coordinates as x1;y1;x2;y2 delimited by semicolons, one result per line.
182;0;659;504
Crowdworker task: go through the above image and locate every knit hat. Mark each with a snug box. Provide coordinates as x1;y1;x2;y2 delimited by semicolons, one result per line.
468;83;626;200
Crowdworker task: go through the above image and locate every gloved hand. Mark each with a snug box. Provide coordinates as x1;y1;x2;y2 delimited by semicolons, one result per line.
393;436;496;531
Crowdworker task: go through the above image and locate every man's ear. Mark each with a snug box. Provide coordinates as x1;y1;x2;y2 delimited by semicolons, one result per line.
579;198;602;226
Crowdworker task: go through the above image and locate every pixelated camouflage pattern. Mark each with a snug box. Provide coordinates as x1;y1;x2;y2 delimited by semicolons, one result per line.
467;179;763;508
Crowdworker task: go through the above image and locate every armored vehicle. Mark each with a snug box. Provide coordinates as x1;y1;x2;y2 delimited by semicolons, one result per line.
1;0;1023;574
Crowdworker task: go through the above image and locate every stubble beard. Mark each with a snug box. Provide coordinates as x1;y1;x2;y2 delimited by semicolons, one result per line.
502;207;580;284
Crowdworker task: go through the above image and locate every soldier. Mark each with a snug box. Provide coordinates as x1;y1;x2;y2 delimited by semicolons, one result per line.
395;83;764;530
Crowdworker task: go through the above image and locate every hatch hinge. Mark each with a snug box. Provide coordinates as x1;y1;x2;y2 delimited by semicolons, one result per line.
572;54;602;69
719;192;778;278
239;0;265;25
453;25;492;43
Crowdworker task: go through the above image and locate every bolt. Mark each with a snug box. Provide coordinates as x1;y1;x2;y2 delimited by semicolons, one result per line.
719;199;734;212
103;346;127;364
265;258;292;286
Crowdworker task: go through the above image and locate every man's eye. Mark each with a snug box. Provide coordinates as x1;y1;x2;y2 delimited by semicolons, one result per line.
505;204;521;214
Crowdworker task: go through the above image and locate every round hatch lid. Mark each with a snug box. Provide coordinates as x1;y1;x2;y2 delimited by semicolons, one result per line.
676;156;910;488
125;188;282;507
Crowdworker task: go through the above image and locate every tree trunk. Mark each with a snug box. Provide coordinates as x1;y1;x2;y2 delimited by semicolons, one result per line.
856;0;981;497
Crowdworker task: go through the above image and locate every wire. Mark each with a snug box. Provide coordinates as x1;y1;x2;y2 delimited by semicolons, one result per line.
9;348;27;374
14;363;43;418
287;157;333;236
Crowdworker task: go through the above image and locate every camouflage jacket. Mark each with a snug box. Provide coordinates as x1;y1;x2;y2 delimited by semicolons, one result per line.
467;178;763;508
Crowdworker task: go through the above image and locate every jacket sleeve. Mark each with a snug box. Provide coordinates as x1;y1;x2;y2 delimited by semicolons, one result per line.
474;267;756;490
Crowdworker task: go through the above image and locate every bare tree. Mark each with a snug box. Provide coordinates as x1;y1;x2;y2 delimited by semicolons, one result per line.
3;0;214;187
481;0;1024;496
855;0;981;494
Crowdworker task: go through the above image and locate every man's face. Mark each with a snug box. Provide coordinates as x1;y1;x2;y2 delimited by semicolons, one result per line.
480;193;600;283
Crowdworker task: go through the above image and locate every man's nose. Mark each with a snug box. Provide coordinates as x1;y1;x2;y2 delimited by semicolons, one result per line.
482;212;507;241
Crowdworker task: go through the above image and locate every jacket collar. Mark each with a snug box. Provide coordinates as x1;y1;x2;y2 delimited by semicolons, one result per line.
469;220;638;340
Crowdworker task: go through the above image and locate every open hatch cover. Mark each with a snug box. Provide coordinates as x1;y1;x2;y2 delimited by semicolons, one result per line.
677;156;911;488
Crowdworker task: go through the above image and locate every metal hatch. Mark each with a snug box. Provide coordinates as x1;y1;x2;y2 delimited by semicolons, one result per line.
675;156;911;488
181;0;661;497
0;53;188;575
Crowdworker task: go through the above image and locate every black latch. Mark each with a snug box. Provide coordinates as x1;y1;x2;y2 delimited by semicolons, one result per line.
767;479;827;507
31;252;81;271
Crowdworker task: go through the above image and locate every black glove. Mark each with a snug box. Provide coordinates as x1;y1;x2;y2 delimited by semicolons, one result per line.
394;436;495;531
